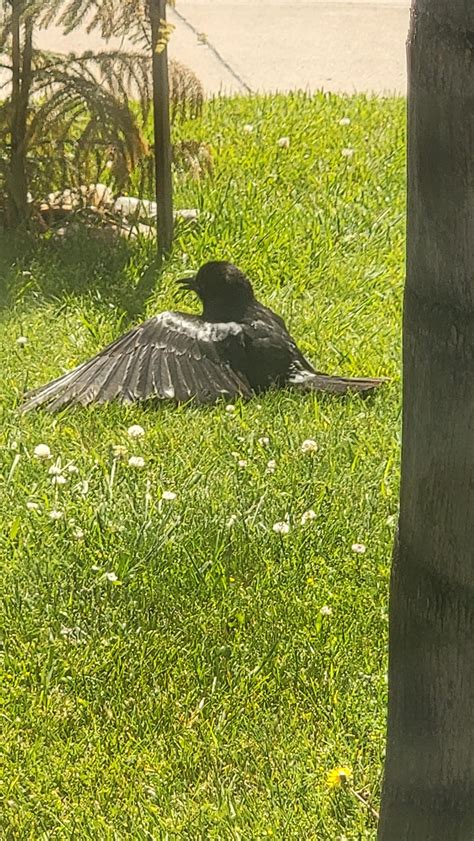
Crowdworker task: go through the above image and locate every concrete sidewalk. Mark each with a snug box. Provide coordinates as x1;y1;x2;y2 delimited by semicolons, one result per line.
3;1;410;96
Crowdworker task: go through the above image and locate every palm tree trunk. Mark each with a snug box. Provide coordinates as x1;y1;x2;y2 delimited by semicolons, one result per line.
149;0;173;257
7;3;32;228
378;2;474;838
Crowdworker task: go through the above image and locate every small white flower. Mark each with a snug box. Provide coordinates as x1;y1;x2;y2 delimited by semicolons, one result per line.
339;117;351;126
52;474;67;486
67;464;79;474
351;542;366;554
341;147;355;158
127;424;145;439
91;564;101;572
258;437;270;447
16;336;28;346
26;501;40;512
48;465;62;476
34;444;51;460
105;571;119;582
49;509;63;521
162;490;177;501
266;459;277;474
243;123;254;133
320;605;332;616
301;439;318;454
272;521;290;535
238;459;248;468
277;136;290;149
73;528;84;540
301;509;317;525
226;514;238;528
225;404;236;413
112;444;128;459
128;456;145;468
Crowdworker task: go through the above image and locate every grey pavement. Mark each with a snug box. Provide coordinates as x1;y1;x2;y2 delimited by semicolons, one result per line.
3;1;411;96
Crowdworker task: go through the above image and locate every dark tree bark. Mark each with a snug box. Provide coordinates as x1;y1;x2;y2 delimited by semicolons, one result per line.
149;0;174;257
378;2;474;839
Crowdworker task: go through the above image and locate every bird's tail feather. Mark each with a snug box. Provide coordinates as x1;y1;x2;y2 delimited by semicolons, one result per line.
291;371;388;396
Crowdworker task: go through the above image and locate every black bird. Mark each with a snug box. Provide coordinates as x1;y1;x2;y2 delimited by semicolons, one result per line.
22;261;385;412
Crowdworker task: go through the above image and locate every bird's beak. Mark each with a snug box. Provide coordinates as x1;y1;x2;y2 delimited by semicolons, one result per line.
176;275;197;293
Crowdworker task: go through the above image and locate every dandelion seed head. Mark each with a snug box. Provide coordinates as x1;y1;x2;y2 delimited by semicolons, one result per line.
341;147;355;158
277;136;290;148
162;490;177;500
301;509;317;525
339;117;351;126
49;509;63;521
26;501;40;512
351;542;366;554
243;123;254;133
34;444;51;460
127;424;145;439
301;439;318;454
266;459;277;474
16;336;28;346
48;465;62;476
225;404;236;413
272;521;290;535
238;459;248;468
73;528;84;540
320;605;332;616
52;474;67;486
258;436;270;447
128;456;145;468
226;514;238;528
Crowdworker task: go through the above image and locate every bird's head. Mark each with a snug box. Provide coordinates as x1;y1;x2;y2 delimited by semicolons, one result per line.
177;261;256;321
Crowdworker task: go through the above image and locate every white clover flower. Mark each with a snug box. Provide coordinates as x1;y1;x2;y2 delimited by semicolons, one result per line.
128;456;145;468
105;571;119;582
49;509;63;521
266;459;277;474
162;490;177;501
67;464;79;474
301;439;318;454
351;542;366;554
34;444;51;460
112;444;128;459
339;117;351;126
52;474;67;486
226;514;238;528
301;509;317;525
48;465;62;476
26;501;40;512
272;521;290;535
238;459;248;468
320;605;332;616
258;437;270;447
91;564;101;572
225;404;236;413
127;424;145;439
277;136;290;149
16;336;28;346
243;123;254;133
341;147;355;158
73;528;84;540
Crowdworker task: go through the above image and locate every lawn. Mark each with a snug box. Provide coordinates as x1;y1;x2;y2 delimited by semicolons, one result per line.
0;92;405;839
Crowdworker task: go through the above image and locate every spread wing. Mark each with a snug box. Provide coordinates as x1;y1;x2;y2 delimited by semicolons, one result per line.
21;312;253;412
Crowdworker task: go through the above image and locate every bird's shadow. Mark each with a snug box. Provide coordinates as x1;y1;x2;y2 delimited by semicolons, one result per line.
0;228;165;321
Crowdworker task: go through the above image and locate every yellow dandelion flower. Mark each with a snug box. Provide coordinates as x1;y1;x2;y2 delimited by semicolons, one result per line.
326;766;352;789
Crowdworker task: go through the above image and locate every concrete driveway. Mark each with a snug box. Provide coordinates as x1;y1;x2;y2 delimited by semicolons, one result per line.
3;1;411;96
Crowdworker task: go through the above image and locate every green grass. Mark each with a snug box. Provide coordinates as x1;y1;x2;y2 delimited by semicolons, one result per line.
0;92;404;839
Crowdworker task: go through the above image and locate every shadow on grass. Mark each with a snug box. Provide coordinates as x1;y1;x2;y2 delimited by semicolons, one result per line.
0;227;166;320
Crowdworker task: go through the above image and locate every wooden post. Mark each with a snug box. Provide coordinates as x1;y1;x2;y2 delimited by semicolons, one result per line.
149;0;173;257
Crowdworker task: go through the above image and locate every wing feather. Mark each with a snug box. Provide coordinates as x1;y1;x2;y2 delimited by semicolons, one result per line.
22;312;253;412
